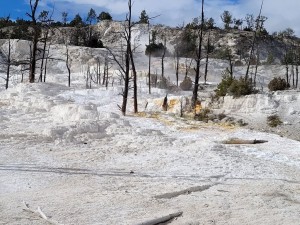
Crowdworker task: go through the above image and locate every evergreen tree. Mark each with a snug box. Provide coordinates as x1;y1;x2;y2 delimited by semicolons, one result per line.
97;12;112;21
70;14;84;27
87;8;97;25
139;10;149;24
221;10;233;29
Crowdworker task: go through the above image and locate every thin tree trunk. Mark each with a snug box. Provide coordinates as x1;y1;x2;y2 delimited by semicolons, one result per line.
130;46;138;113
161;36;166;78
66;47;71;87
245;0;264;81
175;53;179;86
121;0;132;116
27;0;40;83
185;58;193;79
204;32;210;84
191;0;204;109
105;62;109;89
30;31;38;83
292;64;295;88
103;57;107;85
39;34;48;82
296;65;299;88
286;64;289;85
5;39;11;89
254;47;260;87
148;23;151;94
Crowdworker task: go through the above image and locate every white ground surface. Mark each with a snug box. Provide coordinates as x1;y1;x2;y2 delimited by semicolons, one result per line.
1;68;300;225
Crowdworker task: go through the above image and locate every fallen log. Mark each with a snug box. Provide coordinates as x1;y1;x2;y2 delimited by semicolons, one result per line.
155;185;212;199
23;201;63;225
135;211;183;225
222;138;268;145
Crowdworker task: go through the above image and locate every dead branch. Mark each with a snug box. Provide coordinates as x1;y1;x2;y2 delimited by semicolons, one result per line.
155;185;213;199
135;211;183;225
222;138;268;144
23;201;63;225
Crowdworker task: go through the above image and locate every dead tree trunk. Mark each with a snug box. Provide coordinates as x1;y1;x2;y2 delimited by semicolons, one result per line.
296;65;299;88
254;46;260;87
130;47;138;113
245;0;264;81
204;31;211;84
96;57;101;85
105;61;109;89
66;46;71;87
121;0;133;115
191;0;204;109
161;36;166;78
175;50;180;86
39;30;48;82
27;0;40;83
5;39;11;89
291;64;295;88
43;42;51;83
285;63;289;85
184;58;193;79
147;23;151;94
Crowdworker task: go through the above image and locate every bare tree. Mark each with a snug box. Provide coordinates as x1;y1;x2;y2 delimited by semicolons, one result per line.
107;0;136;115
184;58;193;79
147;22;152;94
295;45;300;88
191;0;205;110
0;39;12;89
26;0;40;83
65;44;71;87
129;44;138;113
161;35;167;78
174;48;180;87
38;10;53;82
245;0;264;80
204;31;212;84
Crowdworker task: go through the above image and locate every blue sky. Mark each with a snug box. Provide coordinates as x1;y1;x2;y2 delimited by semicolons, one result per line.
0;1;28;19
0;0;299;36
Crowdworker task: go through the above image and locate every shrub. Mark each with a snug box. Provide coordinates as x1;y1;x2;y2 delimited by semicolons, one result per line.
215;71;255;97
234;60;243;66
157;76;168;89
194;108;211;122
228;77;254;97
145;43;169;57
267;115;282;127
215;72;234;97
268;77;288;91
180;76;193;90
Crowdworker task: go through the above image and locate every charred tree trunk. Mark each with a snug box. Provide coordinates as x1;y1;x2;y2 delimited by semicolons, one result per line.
292;64;295;88
175;52;179;86
254;47;260;87
204;32;210;84
5;39;11;89
105;61;109;89
296;65;299;88
66;47;71;87
245;0;264;81
130;47;138;113
285;64;289;85
43;42;51;83
102;59;106;85
161;36;166;78
191;0;204;109
121;0;133;116
27;0;40;83
39;31;48;82
148;23;151;94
